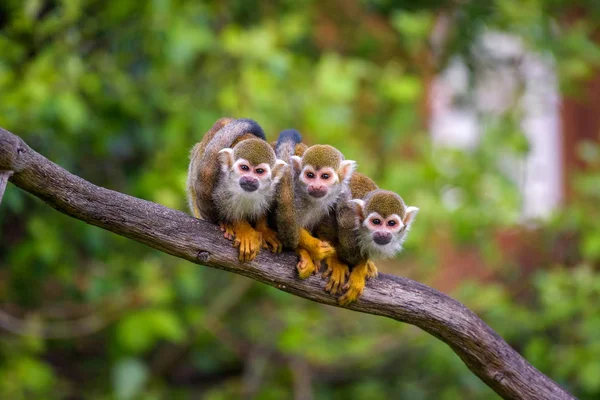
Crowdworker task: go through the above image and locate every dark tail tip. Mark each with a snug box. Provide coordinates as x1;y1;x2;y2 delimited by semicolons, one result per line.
236;118;266;140
276;129;302;152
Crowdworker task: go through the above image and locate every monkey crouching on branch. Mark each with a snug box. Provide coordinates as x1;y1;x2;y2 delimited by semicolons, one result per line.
272;130;357;279
187;118;288;262
317;173;419;304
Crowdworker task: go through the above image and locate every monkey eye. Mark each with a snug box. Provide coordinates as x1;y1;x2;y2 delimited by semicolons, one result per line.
387;220;396;227
306;172;315;179
372;218;381;225
255;168;265;175
240;165;250;171
321;173;330;180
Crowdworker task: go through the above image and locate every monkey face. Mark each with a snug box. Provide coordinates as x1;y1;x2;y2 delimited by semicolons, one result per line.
351;192;419;259
357;211;406;256
298;166;339;201
232;159;275;193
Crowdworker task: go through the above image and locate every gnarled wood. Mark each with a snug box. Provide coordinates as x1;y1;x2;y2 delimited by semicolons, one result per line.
0;127;574;400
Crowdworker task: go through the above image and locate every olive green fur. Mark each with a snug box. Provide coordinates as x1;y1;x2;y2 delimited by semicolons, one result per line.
364;190;406;218
350;173;378;199
302;145;343;169
233;138;276;167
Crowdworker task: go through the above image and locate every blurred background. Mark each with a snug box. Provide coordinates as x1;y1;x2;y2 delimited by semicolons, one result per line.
1;1;599;399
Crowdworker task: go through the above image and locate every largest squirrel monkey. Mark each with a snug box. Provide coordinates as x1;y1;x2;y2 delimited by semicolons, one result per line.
272;130;356;278
317;173;419;304
187;118;288;262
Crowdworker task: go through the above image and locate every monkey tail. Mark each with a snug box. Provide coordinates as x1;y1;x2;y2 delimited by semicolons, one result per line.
272;129;304;249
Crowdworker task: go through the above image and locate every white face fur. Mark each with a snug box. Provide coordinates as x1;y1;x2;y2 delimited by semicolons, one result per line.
290;156;356;229
352;200;419;259
218;149;287;221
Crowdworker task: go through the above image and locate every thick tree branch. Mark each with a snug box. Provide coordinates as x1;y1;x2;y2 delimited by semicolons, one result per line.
0;127;574;400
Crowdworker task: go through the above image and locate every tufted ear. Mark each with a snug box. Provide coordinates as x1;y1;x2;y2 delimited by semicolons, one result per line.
349;199;366;222
290;155;303;175
218;148;235;172
338;160;356;181
403;206;419;230
271;159;288;185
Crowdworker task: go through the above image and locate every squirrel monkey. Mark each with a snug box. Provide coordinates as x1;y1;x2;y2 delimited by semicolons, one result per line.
317;173;419;304
272;130;356;279
187;118;288;262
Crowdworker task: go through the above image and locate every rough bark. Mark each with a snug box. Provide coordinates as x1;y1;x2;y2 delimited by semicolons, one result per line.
0;127;574;400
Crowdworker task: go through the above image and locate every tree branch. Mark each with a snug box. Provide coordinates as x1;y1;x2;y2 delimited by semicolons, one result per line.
0;127;574;400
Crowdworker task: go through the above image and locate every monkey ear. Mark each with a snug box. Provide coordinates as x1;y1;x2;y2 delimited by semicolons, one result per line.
338;160;357;181
290;156;303;175
218;148;235;171
271;159;288;184
349;199;366;221
403;206;419;229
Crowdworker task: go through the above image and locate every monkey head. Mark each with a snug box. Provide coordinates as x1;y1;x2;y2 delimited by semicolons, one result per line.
351;190;419;259
217;138;287;220
219;138;287;193
291;144;356;205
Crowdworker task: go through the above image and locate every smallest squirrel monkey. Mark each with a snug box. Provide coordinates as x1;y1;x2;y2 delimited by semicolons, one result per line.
317;173;419;304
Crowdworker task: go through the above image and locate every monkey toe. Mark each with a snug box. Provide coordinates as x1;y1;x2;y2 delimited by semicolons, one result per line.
338;281;365;305
297;258;315;279
324;258;349;295
262;230;282;253
365;260;378;279
234;233;262;262
220;223;235;241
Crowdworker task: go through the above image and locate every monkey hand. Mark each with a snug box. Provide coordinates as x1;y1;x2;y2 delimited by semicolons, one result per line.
299;229;336;266
232;221;263;262
220;222;235;241
255;218;282;253
338;260;371;305
323;256;350;294
296;248;317;279
261;228;282;253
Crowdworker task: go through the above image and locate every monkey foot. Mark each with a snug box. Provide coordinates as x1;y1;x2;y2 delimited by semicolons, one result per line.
365;260;378;279
308;240;336;263
323;256;350;295
220;222;235;241
297;248;316;279
338;260;371;305
299;229;336;263
232;221;262;262
256;226;282;253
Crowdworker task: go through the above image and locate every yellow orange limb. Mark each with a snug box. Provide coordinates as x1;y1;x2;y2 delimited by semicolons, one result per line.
298;228;335;263
296;248;316;279
323;256;350;294
256;217;282;253
219;222;235;240
232;220;262;262
339;260;371;305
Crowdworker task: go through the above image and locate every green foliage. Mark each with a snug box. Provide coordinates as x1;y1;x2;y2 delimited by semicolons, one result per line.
1;0;599;398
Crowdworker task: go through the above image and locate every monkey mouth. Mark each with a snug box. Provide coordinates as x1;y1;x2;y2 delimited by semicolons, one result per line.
239;178;259;192
308;189;327;198
373;235;392;245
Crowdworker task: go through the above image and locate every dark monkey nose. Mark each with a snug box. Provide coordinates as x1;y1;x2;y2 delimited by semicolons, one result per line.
239;176;259;192
308;186;327;198
373;231;392;245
